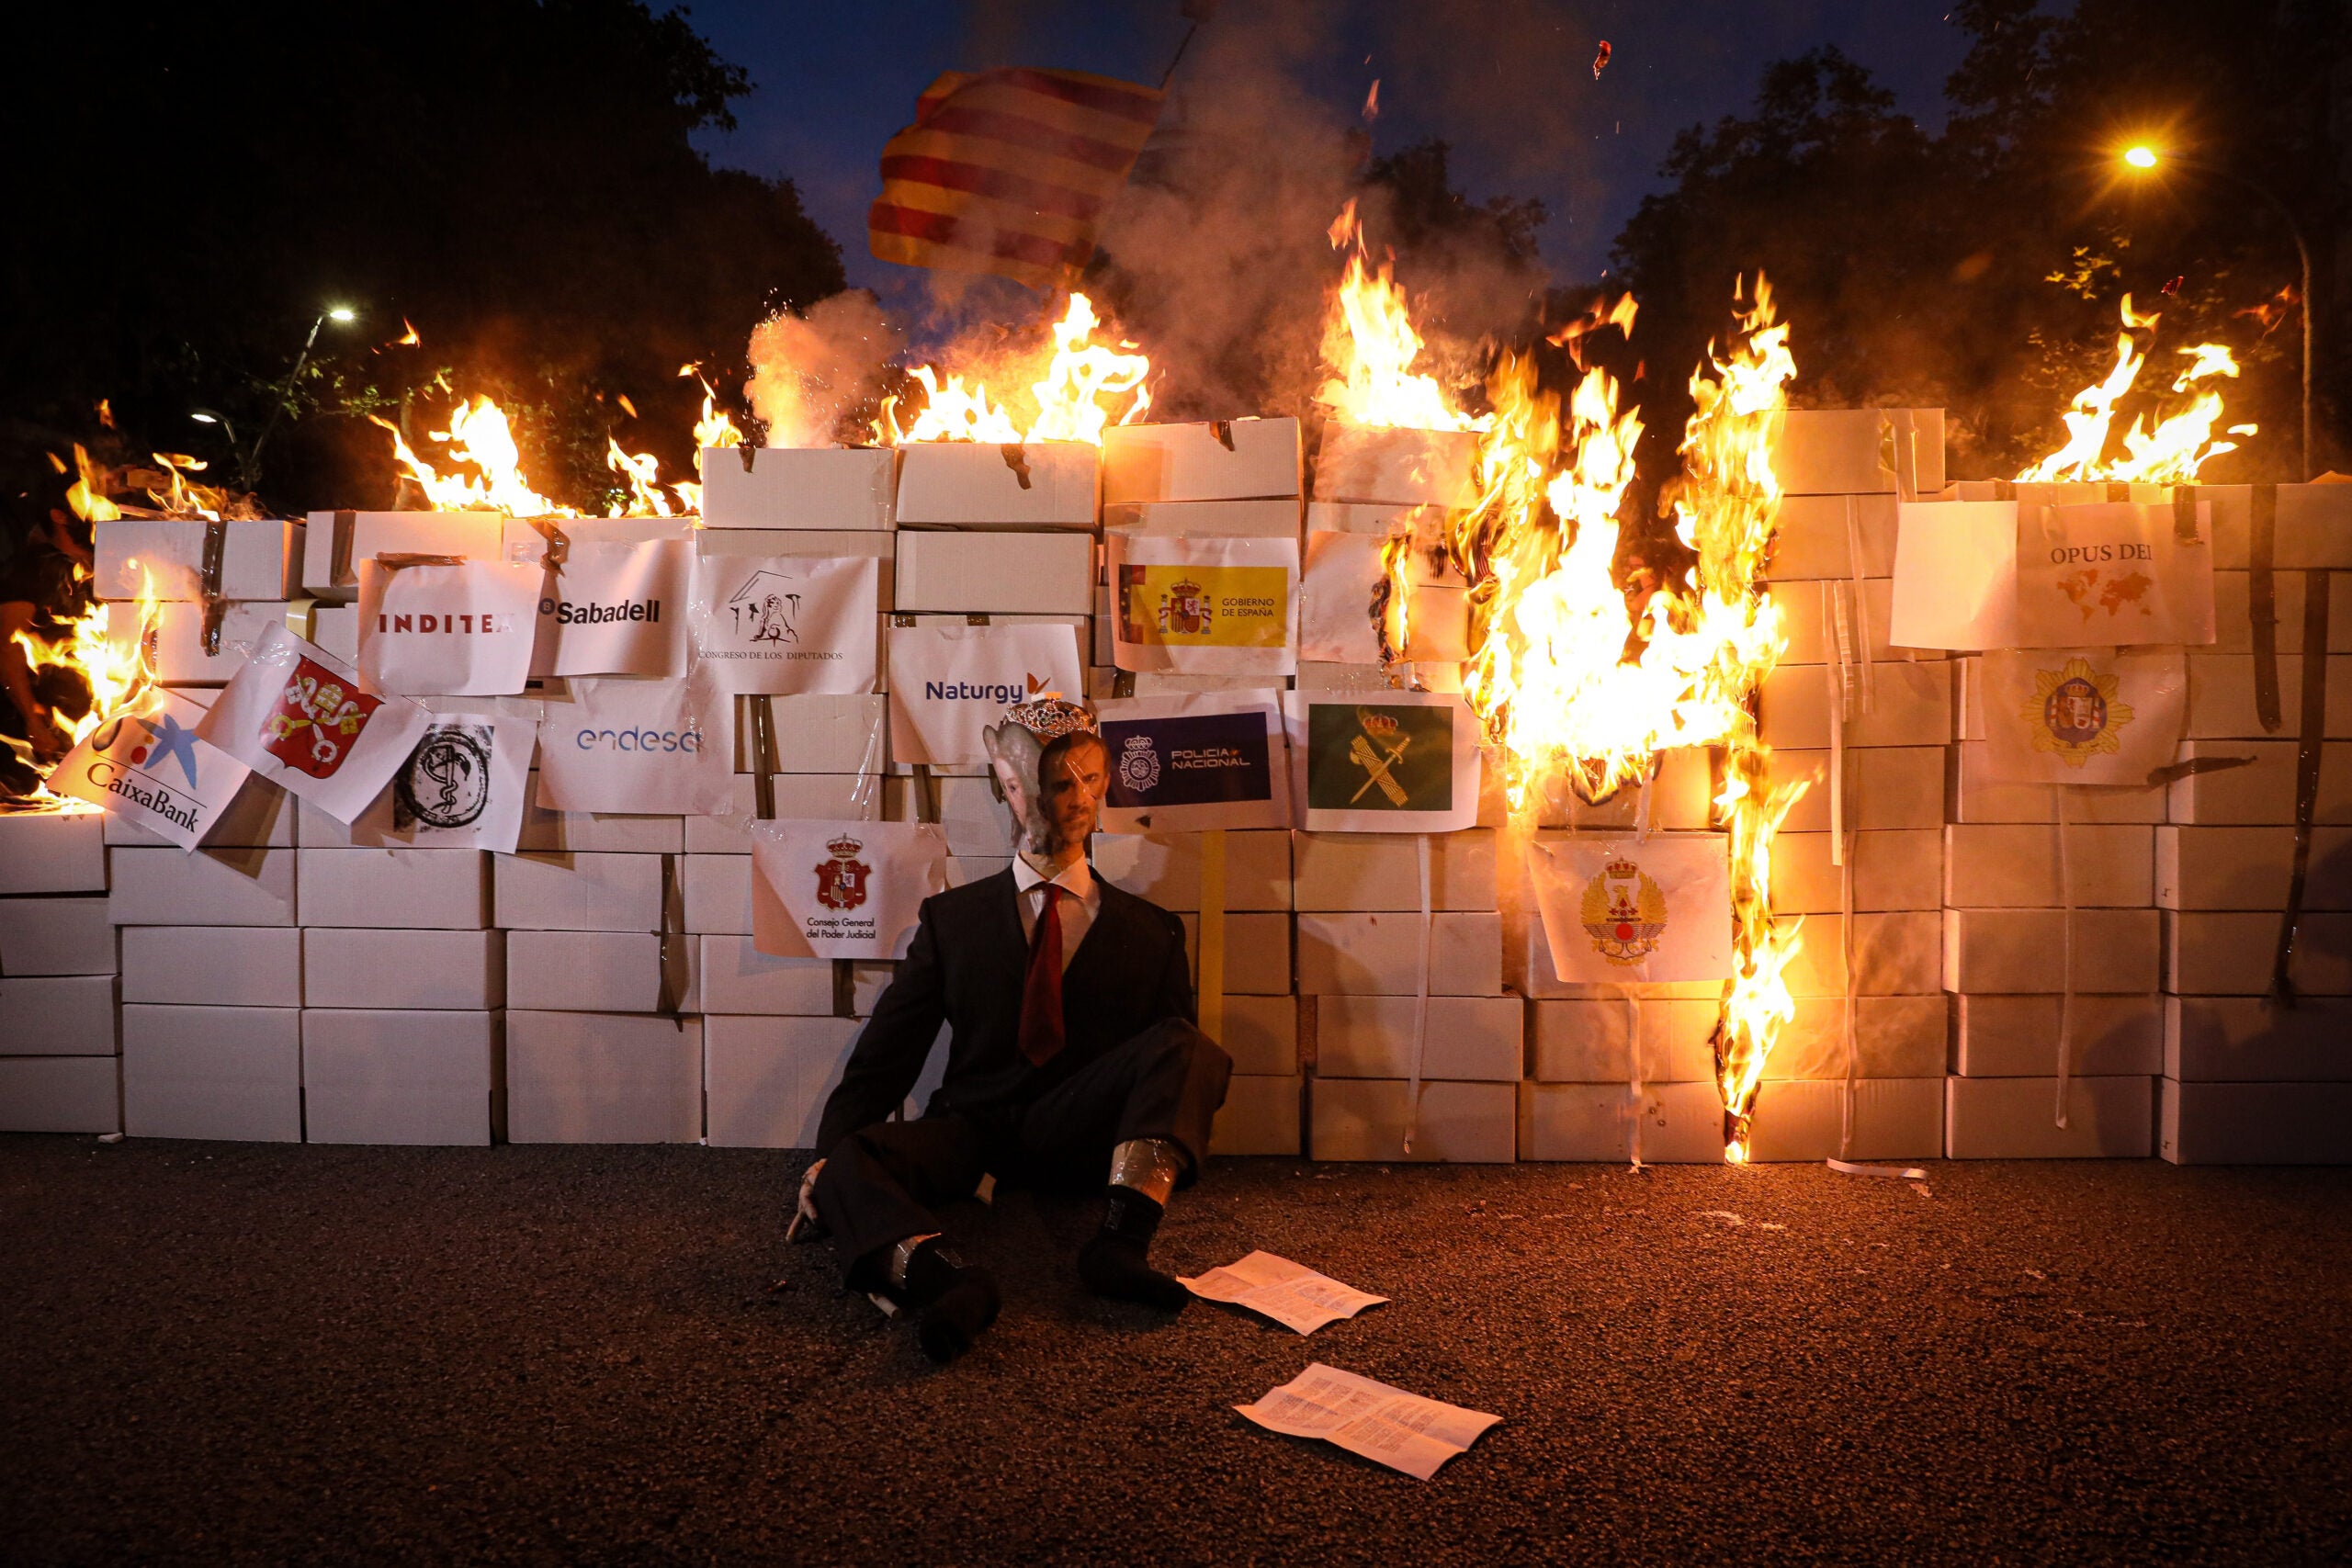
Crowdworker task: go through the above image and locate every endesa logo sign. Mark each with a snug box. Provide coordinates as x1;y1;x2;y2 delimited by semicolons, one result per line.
571;722;704;753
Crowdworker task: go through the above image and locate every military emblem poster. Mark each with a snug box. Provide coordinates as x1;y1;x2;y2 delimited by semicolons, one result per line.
196;622;432;824
52;686;254;851
691;554;879;695
751;819;948;959
1283;690;1480;833
1092;692;1291;832
1108;534;1297;676
1981;646;2185;784
331;708;538;852
1529;833;1734;984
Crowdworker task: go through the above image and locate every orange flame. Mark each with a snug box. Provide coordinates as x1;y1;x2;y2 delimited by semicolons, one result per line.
2017;295;2249;483
370;397;576;517
882;294;1149;446
672;371;748;514
6;566;162;809
1317;200;1490;434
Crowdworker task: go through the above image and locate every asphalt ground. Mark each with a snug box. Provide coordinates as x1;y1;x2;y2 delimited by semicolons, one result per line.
2;1138;2347;1567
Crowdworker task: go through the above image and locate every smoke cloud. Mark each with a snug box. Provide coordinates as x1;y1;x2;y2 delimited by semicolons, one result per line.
744;291;900;447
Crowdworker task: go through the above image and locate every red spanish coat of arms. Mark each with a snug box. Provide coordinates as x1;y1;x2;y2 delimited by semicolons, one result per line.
261;657;384;779
815;835;872;911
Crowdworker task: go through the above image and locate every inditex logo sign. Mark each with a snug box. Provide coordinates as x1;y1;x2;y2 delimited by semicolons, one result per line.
376;612;521;635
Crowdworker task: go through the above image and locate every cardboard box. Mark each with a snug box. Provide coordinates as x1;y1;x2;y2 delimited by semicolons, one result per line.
97;599;312;685
296;847;488;929
504;1010;703;1144
0;1056;119;1134
696;446;896;531
504;930;697;1014
702;1013;863;1148
1764;492;1898;580
2165;739;2352;825
2186;655;2352;739
1775;746;1946;833
2211;570;2352;653
1296;911;1501;995
119;926;299;1009
1776;578;1942;661
1758;660;1951;750
516;774;686;855
2163;910;2352;996
1310;1077;1515;1162
0;896;115;975
1312;423;1478;509
1944;1074;2153;1158
300;1009;497;1145
2159;1077;2352;1164
1771;408;1943;497
95;517;305;601
1946;741;2165;825
1210;1073;1301;1156
927;774;1015;857
1743;1077;1944;1161
682;852;752;935
301;510;506;599
1091;829;1292;910
1529;998;1682;1084
1102;499;1301;537
893;442;1097;529
2154;826;2352;909
494;852;667;932
893;529;1095;615
1305;502;1449;536
107;845;296;927
1942;824;2154;908
301;928;503;1010
1516;1080;1726;1163
1312;995;1521;1081
1778;911;1945;998
2197;483;2352;570
1943;908;2160;993
1218;994;1297;1077
1293;829;1497;912
1954;994;2164;1077
685;775;886;852
2165;995;2352;1080
107;772;299;851
697;935;890;1017
0;973;117;1054
1770;829;1945;912
1101;418;1302;503
311;604;358;664
0;810;107;895
121;1003;302;1142
1519;748;1716;833
1177;911;1292;996
1761;995;1948;1080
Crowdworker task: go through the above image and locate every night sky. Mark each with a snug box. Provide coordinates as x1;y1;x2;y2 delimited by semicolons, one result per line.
686;0;1974;294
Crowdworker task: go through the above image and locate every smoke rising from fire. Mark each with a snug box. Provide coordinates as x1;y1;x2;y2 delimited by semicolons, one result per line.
744;292;900;447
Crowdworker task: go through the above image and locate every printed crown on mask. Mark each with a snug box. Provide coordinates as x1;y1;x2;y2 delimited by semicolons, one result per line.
999;694;1097;741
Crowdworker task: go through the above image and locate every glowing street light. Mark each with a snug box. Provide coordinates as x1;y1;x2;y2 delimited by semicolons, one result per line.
326;305;358;323
2120;141;2313;478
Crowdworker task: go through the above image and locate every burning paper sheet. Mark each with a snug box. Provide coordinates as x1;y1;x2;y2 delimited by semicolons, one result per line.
1178;1251;1385;1335
1235;1363;1500;1481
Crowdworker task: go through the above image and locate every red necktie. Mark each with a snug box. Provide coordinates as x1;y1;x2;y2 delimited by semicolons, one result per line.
1018;884;1068;1066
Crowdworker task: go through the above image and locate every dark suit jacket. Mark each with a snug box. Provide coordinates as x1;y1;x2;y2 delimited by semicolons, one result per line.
814;866;1195;1154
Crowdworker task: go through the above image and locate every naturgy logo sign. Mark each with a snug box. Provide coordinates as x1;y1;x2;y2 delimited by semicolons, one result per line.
923;672;1053;705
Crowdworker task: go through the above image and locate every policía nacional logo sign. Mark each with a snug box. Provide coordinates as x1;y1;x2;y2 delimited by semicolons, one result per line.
1100;710;1272;809
1580;855;1669;966
814;834;872;912
2022;656;2134;767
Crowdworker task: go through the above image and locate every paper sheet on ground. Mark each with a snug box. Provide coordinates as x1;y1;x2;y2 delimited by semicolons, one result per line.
1178;1251;1386;1335
1235;1363;1500;1481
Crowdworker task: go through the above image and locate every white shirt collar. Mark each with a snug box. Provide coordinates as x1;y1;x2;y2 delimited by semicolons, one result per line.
1012;854;1094;902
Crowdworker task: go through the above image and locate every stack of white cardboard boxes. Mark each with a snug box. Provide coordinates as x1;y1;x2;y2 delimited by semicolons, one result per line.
0;811;117;1131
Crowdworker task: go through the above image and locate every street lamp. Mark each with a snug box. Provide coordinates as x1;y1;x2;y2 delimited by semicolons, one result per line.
2120;143;2314;479
248;305;361;481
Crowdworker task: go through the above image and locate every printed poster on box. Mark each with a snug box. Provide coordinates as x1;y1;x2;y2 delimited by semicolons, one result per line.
529;538;693;678
751;819;949;959
1528;833;1734;984
356;558;541;696
52;687;253;851
887;620;1085;766
1282;689;1481;833
690;554;878;695
1889;501;2018;650
1108;534;1298;676
2012;502;2215;649
1092;692;1291;832
1981;646;2185;785
339;710;538;852
195;622;431;824
535;665;734;816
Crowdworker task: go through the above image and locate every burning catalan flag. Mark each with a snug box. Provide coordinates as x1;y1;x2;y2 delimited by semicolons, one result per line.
868;68;1164;291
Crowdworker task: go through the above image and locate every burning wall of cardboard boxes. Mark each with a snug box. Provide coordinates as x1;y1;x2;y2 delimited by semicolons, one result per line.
3;255;2345;1168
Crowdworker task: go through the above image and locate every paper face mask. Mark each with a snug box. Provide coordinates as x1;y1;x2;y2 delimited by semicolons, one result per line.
980;697;1107;858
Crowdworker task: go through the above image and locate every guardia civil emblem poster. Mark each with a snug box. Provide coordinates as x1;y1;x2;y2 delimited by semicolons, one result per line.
1092;692;1290;833
1981;646;2183;785
1528;833;1733;984
751;819;947;959
1283;690;1480;833
1108;534;1297;677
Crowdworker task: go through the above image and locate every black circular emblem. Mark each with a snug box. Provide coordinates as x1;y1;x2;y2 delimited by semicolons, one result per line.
397;728;492;829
